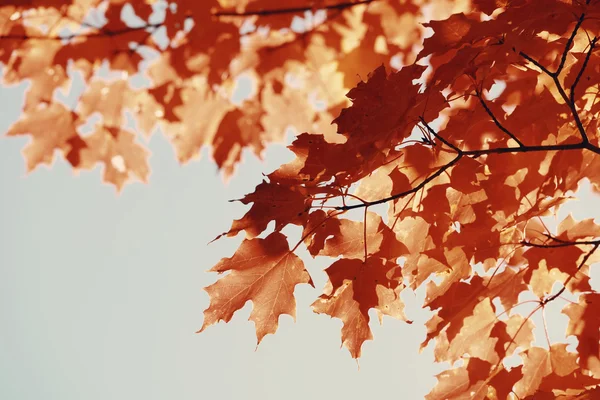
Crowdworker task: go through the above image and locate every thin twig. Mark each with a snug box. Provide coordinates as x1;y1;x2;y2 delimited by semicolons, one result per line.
0;22;162;41
335;154;463;211
570;36;599;108
518;14;592;143
475;90;524;147
521;238;600;248
363;206;368;262
419;117;462;152
335;138;600;211
555;13;586;76
213;0;375;17
542;242;600;305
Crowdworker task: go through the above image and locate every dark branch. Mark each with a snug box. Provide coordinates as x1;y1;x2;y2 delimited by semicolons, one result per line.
334;133;600;212
555;13;586;76
521;238;600;248
463;141;600;156
518;14;591;144
335;154;463;211
335;66;600;213
419;117;462;153
332;31;600;215
543;242;600;305
518;51;553;76
0;22;162;41
543;233;592;244
519;51;590;143
213;0;375;17
475;90;524;147
570;36;599;106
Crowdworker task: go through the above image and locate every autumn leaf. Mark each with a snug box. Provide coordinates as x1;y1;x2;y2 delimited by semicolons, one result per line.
77;125;150;190
317;211;407;259
514;345;581;398
312;257;408;358
426;357;492;400
200;232;313;343
222;180;310;239
6;102;79;171
563;293;600;373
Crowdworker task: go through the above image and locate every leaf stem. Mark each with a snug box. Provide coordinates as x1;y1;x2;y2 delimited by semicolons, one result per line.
542;242;600;305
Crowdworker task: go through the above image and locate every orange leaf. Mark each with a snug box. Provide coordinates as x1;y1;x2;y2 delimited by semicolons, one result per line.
312;257;406;358
200;232;313;343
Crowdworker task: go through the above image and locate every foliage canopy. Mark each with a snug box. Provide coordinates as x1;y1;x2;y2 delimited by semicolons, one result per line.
4;0;600;398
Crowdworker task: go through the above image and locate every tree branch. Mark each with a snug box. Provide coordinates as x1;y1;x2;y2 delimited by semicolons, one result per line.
542;242;600;305
518;51;553;76
335;154;463;211
570;36;599;107
474;90;524;147
419;117;462;152
335;132;600;212
521;238;600;248
518;14;592;144
0;22;162;41
555;13;586;76
213;0;375;17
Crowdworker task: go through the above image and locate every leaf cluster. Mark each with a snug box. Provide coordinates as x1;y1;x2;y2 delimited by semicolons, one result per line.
1;0;465;187
4;0;600;398
201;0;600;398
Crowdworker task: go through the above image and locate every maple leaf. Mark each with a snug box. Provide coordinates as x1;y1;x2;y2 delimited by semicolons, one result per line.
514;345;581;398
426;357;492;400
6;102;79;171
425;266;527;348
563;293;600;373
200;232;313;343
221;180;310;239
212;103;264;176
333;63;430;146
316;211;407;259
557;215;600;242
418;13;475;61
312;257;408;358
77;125;150;190
433;298;504;365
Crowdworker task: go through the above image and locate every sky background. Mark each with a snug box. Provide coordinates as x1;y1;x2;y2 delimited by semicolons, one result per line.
2;70;600;399
0;73;449;399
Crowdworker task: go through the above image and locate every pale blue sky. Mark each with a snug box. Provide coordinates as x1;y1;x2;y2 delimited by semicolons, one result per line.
0;73;449;399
